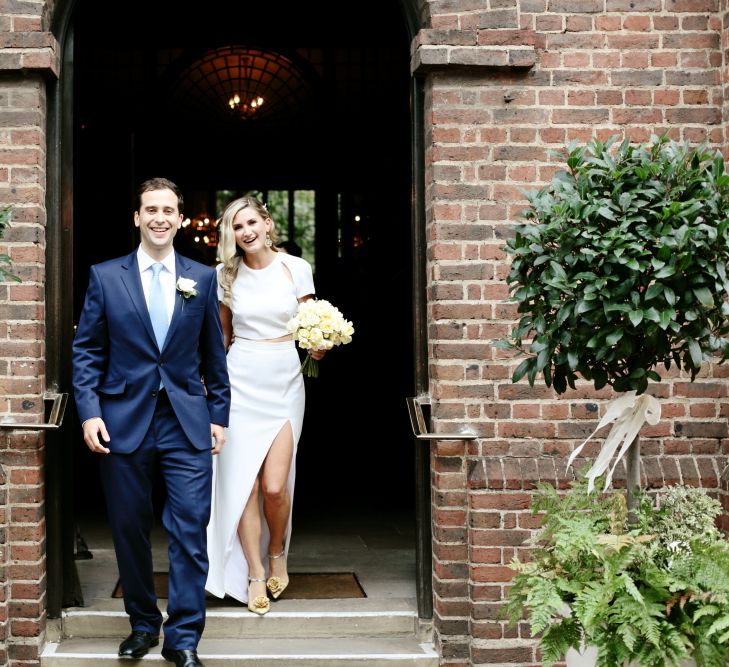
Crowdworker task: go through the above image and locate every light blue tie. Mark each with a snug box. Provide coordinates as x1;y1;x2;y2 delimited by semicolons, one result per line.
149;262;169;350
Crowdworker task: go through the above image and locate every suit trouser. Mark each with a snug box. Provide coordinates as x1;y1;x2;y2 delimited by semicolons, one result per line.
99;390;213;650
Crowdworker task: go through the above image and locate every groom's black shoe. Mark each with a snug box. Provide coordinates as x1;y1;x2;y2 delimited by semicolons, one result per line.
161;648;205;667
118;630;159;658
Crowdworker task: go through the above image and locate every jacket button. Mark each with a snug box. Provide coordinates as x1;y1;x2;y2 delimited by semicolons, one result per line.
151;390;158;397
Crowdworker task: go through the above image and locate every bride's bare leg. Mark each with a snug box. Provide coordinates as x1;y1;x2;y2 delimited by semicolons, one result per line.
262;421;294;581
238;477;268;608
238;479;271;615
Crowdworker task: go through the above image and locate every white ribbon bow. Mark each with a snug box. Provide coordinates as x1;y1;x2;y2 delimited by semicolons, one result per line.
566;390;661;493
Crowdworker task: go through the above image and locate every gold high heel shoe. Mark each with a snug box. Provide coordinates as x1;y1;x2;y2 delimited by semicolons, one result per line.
247;577;270;616
266;550;289;599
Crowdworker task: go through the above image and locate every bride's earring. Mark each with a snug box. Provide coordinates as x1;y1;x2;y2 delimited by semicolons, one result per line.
265;233;273;248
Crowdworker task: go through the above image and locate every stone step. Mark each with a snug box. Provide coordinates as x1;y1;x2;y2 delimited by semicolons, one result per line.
60;599;419;639
42;637;439;667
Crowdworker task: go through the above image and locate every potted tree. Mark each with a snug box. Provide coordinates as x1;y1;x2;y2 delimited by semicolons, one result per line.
497;134;729;666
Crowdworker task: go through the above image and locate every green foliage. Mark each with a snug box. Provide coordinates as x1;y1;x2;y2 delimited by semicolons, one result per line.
504;476;729;666
650;485;723;559
0;205;19;283
497;134;729;394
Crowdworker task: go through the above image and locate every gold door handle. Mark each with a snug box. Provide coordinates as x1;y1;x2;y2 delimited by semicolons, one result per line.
0;392;69;430
406;396;477;440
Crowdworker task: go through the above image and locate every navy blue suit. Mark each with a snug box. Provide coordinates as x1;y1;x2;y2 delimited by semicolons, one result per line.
72;250;230;650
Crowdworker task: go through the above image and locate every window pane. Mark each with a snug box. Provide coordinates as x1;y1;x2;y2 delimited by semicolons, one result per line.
293;190;315;268
265;190;290;241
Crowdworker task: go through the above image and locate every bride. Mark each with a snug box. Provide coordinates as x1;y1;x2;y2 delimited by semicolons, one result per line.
205;196;324;615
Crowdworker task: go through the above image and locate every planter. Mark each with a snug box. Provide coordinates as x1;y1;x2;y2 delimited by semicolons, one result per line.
566;645;696;667
565;645;598;667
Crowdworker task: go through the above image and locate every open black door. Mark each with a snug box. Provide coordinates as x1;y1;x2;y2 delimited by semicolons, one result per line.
45;12;83;617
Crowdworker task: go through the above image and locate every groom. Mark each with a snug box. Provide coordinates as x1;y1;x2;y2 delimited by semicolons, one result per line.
72;177;230;667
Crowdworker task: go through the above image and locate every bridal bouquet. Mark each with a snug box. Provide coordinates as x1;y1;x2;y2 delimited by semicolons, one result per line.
286;299;354;377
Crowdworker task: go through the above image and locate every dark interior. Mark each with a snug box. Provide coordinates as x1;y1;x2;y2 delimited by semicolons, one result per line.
70;0;416;523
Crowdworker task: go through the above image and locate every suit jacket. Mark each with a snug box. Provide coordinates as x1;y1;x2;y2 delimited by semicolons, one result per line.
72;250;231;453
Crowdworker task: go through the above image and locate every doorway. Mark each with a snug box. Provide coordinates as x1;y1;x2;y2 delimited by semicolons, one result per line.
62;0;418;611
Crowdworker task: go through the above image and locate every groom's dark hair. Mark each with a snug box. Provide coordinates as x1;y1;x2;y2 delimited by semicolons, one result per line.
136;177;184;215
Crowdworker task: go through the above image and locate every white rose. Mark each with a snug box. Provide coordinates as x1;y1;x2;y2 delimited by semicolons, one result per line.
176;277;198;297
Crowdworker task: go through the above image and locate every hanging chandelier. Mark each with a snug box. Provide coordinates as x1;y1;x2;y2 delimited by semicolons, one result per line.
169;46;317;124
228;93;265;117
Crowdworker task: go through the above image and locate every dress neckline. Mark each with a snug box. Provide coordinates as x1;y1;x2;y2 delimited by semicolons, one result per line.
241;252;280;273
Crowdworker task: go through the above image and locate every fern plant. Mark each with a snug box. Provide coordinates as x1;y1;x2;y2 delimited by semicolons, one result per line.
504;476;729;667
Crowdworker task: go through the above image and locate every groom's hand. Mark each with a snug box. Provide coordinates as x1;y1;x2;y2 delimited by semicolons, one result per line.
211;424;226;455
82;417;111;454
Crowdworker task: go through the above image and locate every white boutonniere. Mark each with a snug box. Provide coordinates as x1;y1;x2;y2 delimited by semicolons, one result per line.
176;276;198;299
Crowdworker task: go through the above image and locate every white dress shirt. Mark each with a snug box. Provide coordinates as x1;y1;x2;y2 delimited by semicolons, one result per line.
137;246;176;326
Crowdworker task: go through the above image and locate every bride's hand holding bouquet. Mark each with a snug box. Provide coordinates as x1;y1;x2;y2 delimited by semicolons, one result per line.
286;298;354;377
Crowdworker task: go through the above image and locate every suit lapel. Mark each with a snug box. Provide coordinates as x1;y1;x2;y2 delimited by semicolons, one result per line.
161;253;189;352
119;251;159;348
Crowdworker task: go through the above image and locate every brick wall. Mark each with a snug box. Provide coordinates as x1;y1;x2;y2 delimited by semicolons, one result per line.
0;74;48;665
415;0;729;664
0;1;54;659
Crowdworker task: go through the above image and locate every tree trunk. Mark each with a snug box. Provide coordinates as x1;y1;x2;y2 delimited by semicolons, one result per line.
626;433;641;520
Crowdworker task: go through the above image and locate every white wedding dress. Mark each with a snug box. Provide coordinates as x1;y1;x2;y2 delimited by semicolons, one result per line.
205;252;315;603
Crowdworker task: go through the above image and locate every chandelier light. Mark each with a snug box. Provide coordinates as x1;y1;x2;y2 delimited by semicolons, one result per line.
169;46;316;124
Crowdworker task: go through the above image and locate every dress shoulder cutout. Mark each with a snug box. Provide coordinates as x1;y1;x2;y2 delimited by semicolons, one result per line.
278;253;315;298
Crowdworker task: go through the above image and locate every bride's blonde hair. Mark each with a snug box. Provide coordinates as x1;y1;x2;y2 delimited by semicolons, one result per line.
217;196;279;307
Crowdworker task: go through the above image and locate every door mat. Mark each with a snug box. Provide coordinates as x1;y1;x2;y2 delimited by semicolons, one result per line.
112;572;366;600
